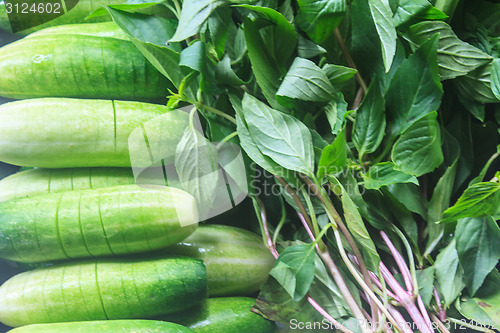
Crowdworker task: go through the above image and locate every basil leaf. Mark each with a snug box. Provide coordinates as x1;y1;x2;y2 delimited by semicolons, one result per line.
392;112;444;177
316;129;347;180
276;57;336;108
295;0;346;43
353;79;386;160
170;0;226;42
340;183;381;272
408;21;492;80
434;239;466;307
362;162;418;190
102;7;184;88
241;94;315;177
456;217;500;296
368;0;397;72
442;181;500;222
270;244;316;300
457;270;500;329
386;34;443;135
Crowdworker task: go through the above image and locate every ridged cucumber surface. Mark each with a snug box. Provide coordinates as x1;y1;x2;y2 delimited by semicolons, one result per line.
0;168;136;202
0;22;170;99
163;225;275;296
0;98;188;168
0;184;198;263
7;320;194;332
0;257;207;327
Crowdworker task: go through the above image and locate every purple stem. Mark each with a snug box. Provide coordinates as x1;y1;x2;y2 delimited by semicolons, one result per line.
380;231;413;294
308;296;355;333
387;304;414;333
380;262;433;333
349;254;400;301
418;294;433;329
257;199;354;333
433;287;446;321
297;212;316;241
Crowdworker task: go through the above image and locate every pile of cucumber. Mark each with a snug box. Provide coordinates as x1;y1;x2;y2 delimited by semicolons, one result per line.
0;13;276;333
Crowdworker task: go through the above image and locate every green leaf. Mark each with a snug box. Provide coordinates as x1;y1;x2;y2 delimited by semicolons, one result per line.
491;58;500;100
408;21;492;80
86;0;166;19
276;57;336;108
352;80;386;160
270;244;316;300
368;0;397;72
324;93;348;136
242;12;294;110
455;217;500;295
175;118;220;220
240;94;315;177
102;7;184;88
393;0;446;27
215;55;249;86
425;160;457;255
180;41;205;73
254;277;322;324
434;239;466;307
297;35;327;58
295;0;346;43
231;95;284;178
317;129;347;180
322;64;358;87
416;267;435;307
386;35;443;135
170;0;226;42
442;181;500;222
362;162;418;190
454;63;500;104
207;7;232;59
392;112;444;177
341;184;380;272
238;5;297;69
457;270;500;329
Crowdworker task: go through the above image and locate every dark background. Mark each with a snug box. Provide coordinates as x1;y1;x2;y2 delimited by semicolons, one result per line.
0;28;23;333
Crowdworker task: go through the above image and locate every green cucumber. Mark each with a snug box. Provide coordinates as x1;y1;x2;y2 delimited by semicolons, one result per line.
0;22;171;99
0;168;137;202
26;21;129;40
7;320;193;332
0;184;198;263
0;1;171;35
162;225;274;296
166;297;276;333
0;257;207;327
0;98;188;168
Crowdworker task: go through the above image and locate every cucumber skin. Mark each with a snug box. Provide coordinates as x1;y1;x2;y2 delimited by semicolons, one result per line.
0;25;170;100
0;98;189;168
7;320;194;332
162;225;275;296
0;257;207;327
0;168;136;202
0;1;126;34
0;184;199;263
166;297;276;333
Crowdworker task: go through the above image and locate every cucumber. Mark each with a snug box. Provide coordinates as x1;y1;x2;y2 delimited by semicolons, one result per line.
162;225;274;296
166;297;276;333
27;22;129;40
0;1;172;35
0;168;136;202
0;184;198;263
0;22;171;100
0;257;207;327
0;98;189;168
7;320;194;332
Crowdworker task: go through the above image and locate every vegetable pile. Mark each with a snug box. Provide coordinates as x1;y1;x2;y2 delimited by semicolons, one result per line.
0;0;500;332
